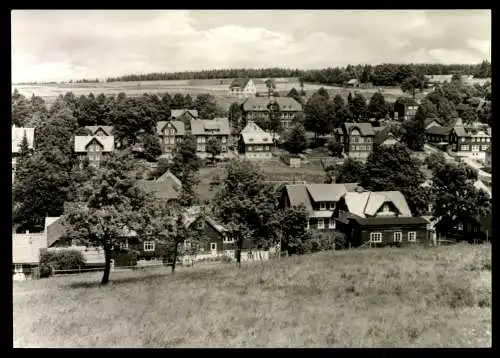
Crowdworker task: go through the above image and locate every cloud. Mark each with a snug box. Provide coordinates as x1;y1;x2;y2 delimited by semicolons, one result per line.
11;10;491;83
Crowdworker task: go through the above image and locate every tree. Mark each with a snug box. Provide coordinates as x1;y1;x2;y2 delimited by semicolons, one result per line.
169;134;201;179
327;138;343;158
213;159;273;267
265;78;276;97
299;79;306;96
475;60;491;78
276;205;312;256
206;137;222;163
194;93;219;119
431;162;490;234
142;133;162;162
332;158;365;183
401;76;424;98
304;92;331;140
350;92;367;121
332;94;351;125
317;87;329;99
461;106;479;126
401;118;426;151
153;158;170;179
184;94;194;109
12;90;32;127
361;144;428;215
228;102;242;131
361;65;371;83
367;92;388;120
424;151;446;173
62;152;149;284
171;93;185;109
283;124;308;154
267;100;282;139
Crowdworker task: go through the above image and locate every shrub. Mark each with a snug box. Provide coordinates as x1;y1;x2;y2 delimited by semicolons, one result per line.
39;263;53;278
39;249;86;272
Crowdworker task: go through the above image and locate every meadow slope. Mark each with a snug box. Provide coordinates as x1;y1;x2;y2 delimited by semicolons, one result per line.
13;243;491;348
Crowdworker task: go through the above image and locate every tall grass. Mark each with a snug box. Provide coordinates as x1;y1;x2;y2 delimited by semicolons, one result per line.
13;243;491;348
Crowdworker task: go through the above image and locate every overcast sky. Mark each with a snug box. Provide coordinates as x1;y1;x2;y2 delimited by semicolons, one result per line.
12;10;491;83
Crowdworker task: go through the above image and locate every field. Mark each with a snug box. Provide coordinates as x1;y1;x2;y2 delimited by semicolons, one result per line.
12;77;415;110
13;243;491;348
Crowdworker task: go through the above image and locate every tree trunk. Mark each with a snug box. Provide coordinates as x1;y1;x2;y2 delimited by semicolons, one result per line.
236;236;243;268
172;241;178;273
101;244;112;285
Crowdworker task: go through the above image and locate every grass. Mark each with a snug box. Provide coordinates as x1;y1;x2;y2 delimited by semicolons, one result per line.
13;243;491;348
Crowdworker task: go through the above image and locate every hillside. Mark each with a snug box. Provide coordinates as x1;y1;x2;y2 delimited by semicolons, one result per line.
13;243;491;348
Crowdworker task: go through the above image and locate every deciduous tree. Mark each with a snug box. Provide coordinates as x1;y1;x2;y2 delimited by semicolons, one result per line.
206;137;222;163
283;124;308;154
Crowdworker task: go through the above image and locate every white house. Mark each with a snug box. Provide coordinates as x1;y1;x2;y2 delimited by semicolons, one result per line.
227;78;257;98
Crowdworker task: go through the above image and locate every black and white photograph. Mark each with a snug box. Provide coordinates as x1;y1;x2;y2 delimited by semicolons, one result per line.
12;9;491;348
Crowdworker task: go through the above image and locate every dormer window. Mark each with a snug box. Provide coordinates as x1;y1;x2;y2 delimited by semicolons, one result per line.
249;138;254;142
329;202;335;210
319;202;326;210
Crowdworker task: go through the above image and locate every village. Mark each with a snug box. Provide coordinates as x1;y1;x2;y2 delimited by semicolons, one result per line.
12;70;492;281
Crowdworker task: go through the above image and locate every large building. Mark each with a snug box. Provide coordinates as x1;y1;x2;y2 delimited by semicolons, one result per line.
449;126;491;162
227;78;257;99
156;120;185;158
337;122;375;160
238;120;273;159
190;118;231;159
74;135;115;167
241;96;303;131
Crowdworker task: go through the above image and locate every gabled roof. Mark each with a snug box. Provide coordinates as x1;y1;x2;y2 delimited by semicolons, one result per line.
452;126;468;137
74;136;115;152
284;185;314;216
347;78;359;84
191;118;230;136
424;118;442;129
12;126;35;153
157;170;182;189
344;122;375;136
242;97;302;112
352;216;429;226
373;127;399;145
229;78;251;89
46;216;66;247
170;109;198;119
156;120;185;136
137;177;182;201
342;190;412;218
85;126;114;136
240;121;273;145
305;184;350;202
426;126;453;136
183;206;227;234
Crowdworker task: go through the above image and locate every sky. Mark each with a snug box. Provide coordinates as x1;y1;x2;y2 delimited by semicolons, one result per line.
11;10;491;83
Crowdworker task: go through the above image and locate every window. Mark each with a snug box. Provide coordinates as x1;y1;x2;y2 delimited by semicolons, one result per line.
458;223;464;231
472;145;479;151
461;137;466;142
408;232;416;242
461;145;469;151
486;138;490;142
329;219;335;229
222;137;227;143
198;220;205;229
198;145;205;152
329;202;335;210
222;145;227;151
223;236;235;243
370;232;382;243
306;219;310;230
120;239;128;250
14;264;23;273
319;202;326;210
352;136;359;143
393;232;402;242
144;241;155;251
482;145;488;151
264;145;269;151
210;242;217;251
248;146;253;151
317;218;325;229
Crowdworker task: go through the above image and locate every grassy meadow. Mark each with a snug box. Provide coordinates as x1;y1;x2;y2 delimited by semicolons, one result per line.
13;243;491;348
12;77;416;110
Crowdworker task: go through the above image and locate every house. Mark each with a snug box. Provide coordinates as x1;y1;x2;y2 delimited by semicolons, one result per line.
170;109;198;121
340;122;375;160
190;118;231;159
74;135;115;167
228;78;257;98
425;126;453;146
238;120;273;159
278;183;362;232
394;97;419;121
485;144;491;167
85;125;114;136
136;170;182;204
449;126;491;161
334;190;429;247
156;120;185;158
241;96;303;130
373;127;400;147
424;118;443;130
346;79;360;88
425;74;453;87
434;215;489;243
12;230;47;280
12;126;35;181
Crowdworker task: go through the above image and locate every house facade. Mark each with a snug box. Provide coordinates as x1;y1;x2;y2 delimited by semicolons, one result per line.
346;79;360;88
334;190;428;247
425;126;453;145
238;120;273;159
449;126;491;161
228;78;257;98
279;183;361;232
340;122;375;160
12;231;47;280
373;127;400;147
190;118;230;159
74;135;115;167
394;97;419;121
156;120;185;158
241;97;303;131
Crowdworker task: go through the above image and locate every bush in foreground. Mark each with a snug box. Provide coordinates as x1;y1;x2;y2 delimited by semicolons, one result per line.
39;249;86;277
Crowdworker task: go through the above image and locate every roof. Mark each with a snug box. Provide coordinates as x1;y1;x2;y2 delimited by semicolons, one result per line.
425;74;453;83
191;118;230;136
426;126;453;136
85;126;114;136
229;78;251;89
347;78;359;84
373;127;399;145
156;120;185;136
240;121;273;144
305;184;350;202
284;185;314;216
424;118;442;128
183;206;227;233
452;126;468;137
352;216;429;226
137;177;182;201
242;97;302;112
157;170;182;189
12;232;48;264
74;136;115;152
344;122;375;136
170;109;198;119
342;191;412;218
12;126;35;153
46;216;66;247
